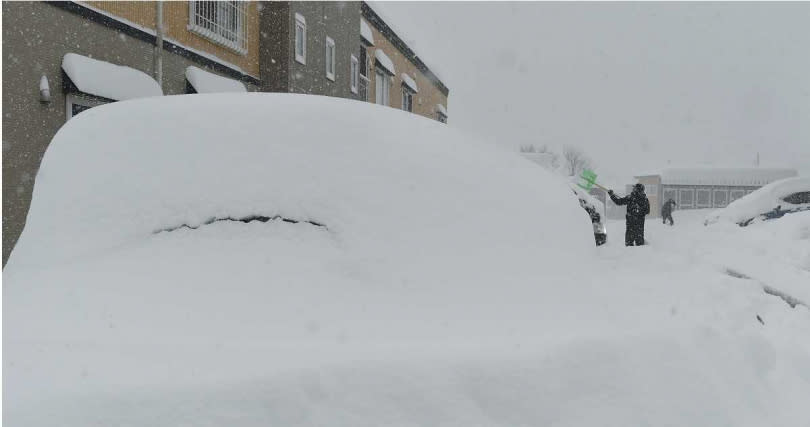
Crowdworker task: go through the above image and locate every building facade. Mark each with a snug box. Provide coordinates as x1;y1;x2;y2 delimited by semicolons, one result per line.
634;168;798;218
2;1;449;265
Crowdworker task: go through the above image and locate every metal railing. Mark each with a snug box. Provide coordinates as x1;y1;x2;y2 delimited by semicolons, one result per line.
189;1;248;53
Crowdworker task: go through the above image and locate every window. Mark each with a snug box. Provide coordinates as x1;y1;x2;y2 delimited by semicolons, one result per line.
65;94;105;121
679;189;694;207
189;1;248;53
375;69;389;106
350;55;359;94
713;189;728;207
783;191;810;204
402;87;414;112
696;188;711;207
325;37;336;81
729;189;746;203
359;48;369;78
294;14;306;64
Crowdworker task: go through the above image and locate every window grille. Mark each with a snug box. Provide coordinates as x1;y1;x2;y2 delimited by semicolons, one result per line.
189;1;248;53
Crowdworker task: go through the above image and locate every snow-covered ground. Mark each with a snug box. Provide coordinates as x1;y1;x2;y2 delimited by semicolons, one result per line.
4;94;810;426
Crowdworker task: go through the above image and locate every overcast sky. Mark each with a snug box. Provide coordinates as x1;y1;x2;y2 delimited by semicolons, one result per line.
370;1;810;184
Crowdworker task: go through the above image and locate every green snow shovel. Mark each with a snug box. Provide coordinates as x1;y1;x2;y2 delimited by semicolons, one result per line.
577;169;609;192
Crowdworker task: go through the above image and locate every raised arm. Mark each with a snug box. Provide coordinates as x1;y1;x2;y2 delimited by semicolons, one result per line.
608;190;629;205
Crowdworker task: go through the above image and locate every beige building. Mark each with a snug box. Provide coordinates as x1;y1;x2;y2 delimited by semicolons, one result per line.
359;3;449;123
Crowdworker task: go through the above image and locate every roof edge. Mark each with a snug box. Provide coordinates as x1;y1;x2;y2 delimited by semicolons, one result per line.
361;2;449;97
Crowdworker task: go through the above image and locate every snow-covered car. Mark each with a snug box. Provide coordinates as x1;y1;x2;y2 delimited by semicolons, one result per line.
571;184;607;245
5;94;809;426
704;177;810;226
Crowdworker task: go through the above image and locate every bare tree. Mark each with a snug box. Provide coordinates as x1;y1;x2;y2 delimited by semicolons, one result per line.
537;145;561;170
563;145;591;176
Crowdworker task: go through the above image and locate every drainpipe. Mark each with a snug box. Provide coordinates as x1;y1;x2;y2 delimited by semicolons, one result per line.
154;1;164;89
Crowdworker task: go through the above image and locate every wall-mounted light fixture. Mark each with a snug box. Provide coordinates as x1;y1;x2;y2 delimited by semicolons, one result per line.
39;75;51;103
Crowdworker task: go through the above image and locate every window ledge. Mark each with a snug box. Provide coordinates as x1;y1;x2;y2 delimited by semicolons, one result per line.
187;24;248;56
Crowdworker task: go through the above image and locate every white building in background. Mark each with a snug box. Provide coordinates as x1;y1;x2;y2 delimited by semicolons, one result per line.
634;168;798;217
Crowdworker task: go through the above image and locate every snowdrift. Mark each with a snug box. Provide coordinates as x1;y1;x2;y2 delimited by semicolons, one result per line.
705;177;810;225
5;94;810;426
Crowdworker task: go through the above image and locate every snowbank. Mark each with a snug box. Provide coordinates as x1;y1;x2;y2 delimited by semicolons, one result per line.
185;66;247;93
374;49;395;74
5;94;809;426
61;53;162;100
705;177;810;225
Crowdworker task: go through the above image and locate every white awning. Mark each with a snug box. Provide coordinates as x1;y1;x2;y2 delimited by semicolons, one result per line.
185;66;247;94
374;49;395;75
435;104;448;116
400;73;418;93
360;19;374;45
61;53;162;100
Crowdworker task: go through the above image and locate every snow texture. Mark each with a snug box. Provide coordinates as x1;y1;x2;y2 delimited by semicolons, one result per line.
705;177;810;225
521;152;555;170
400;72;418;93
360;19;374;45
655;167;798;186
5;94;810;426
374;48;395;74
436;103;448;115
61;53;162;101
185;66;247;94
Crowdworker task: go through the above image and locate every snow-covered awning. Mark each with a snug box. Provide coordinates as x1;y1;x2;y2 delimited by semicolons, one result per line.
185;66;247;94
61;53;162;100
400;73;418;93
435;104;448;116
374;49;395;75
360;19;374;46
655;168;798;187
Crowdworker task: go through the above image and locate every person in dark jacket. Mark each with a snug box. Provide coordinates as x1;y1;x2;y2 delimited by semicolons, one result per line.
661;198;676;226
609;183;650;246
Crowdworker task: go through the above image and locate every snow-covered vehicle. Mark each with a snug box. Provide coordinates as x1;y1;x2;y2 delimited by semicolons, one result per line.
704;177;810;226
4;94;809;426
571;184;607;246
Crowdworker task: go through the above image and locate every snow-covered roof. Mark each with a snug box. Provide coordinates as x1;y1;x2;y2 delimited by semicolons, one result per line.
436;104;448;116
61;53;162;101
185;66;247;94
649;168;798;187
400;73;418;93
374;49;395;75
360;19;374;45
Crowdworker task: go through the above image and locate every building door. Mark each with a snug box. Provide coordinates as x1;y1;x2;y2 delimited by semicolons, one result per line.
679;188;694;208
713;189;729;208
696;188;712;208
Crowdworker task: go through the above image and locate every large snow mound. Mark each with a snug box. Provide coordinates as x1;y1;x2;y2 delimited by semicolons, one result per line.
705;177;810;225
5;94;810;426
9;93;590;267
